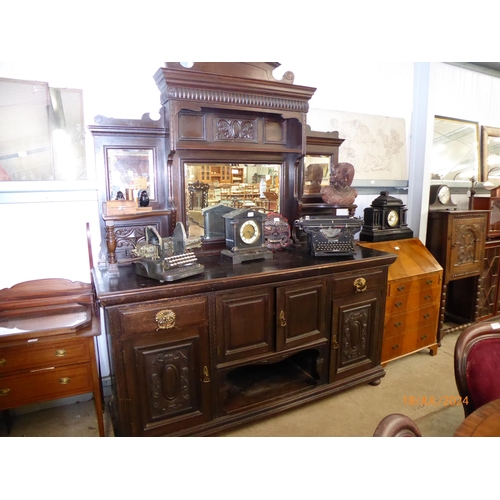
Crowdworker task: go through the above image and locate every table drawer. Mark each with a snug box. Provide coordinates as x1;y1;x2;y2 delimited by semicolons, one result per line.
0;362;94;410
384;304;439;337
385;286;442;315
0;339;91;375
387;273;441;297
114;296;208;337
332;270;385;297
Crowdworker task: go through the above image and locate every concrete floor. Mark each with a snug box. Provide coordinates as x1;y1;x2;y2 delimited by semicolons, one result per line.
2;330;465;437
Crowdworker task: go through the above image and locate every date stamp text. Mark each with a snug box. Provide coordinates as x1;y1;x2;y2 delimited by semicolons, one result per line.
403;395;469;407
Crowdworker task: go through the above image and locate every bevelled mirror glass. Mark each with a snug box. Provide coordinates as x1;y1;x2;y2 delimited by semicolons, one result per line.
185;163;280;238
481;126;500;183
431;116;480;183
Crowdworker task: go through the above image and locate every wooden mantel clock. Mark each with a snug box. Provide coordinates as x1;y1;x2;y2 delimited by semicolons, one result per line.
359;191;413;242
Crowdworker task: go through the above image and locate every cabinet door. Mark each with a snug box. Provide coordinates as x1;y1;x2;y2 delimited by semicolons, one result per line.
448;214;486;280
111;296;211;436
478;241;500;320
215;286;274;363
276;279;327;351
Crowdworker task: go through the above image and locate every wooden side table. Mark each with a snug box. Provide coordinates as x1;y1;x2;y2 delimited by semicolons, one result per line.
0;279;104;437
454;398;500;437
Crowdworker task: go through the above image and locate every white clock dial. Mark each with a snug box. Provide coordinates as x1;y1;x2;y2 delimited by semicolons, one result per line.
387;210;399;227
239;220;260;244
438;185;451;204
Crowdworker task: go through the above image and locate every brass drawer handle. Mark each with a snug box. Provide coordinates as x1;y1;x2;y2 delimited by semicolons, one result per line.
397;285;405;292
394;322;402;328
155;309;176;330
55;349;67;357
420;334;428;340
0;388;11;396
279;310;287;327
426;279;433;285
424;295;431;301
395;302;403;308
392;344;400;350
59;377;70;385
423;313;430;319
0;358;6;366
354;277;367;293
202;366;210;383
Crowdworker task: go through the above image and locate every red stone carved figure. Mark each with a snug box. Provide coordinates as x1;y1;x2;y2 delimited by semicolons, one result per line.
320;162;358;206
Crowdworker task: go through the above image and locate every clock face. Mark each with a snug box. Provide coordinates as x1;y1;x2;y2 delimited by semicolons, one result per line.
239;219;260;245
386;209;399;227
437;185;451;204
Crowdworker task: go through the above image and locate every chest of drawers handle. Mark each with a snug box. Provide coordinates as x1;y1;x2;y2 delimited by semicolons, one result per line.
354;277;367;293
155;309;176;330
59;377;71;385
0;388;11;396
395;302;403;308
397;285;405;292
426;279;433;285
423;313;430;319
55;349;67;357
392;344;400;350
424;295;431;301
0;358;6;366
394;322;402;328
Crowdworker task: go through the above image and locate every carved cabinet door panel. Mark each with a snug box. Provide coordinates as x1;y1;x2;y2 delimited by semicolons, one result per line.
329;290;381;383
448;214;486;280
121;325;211;436
275;278;328;351
215;286;275;364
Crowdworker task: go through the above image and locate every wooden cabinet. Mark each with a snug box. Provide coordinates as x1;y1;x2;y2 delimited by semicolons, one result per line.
0;279;104;436
358;239;442;364
94;247;395;436
426;210;488;340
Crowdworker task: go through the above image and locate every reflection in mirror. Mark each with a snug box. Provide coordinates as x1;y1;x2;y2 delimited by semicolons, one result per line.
481;126;500;184
303;155;331;196
185;163;280;238
431;116;479;182
106;148;155;201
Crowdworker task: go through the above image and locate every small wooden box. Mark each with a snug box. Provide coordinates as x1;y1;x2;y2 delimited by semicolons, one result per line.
103;200;137;216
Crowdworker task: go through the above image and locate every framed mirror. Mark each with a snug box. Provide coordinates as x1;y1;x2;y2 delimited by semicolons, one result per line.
302;155;332;198
481;126;500;183
184;162;280;238
105;148;155;201
430;116;480;183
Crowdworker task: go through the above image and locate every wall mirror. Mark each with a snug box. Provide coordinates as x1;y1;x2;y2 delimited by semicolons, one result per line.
302;154;332;197
185;162;280;238
430;116;480;183
481;126;500;183
105;147;155;201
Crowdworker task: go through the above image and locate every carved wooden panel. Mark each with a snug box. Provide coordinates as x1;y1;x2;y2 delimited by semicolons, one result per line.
135;340;200;423
330;292;380;382
478;241;500;320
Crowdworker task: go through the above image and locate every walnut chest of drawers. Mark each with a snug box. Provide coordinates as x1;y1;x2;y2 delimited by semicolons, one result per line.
0;279;104;436
358;238;443;364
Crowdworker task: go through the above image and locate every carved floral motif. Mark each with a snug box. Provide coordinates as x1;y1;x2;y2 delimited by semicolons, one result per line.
216;119;255;140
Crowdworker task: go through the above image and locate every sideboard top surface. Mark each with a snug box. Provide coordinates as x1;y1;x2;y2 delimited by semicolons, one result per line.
93;246;396;307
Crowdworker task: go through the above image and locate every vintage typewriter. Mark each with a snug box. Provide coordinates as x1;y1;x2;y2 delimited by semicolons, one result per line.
131;222;204;282
295;215;363;257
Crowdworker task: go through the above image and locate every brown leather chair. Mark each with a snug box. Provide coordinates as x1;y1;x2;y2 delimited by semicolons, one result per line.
373;413;421;437
454;321;500;417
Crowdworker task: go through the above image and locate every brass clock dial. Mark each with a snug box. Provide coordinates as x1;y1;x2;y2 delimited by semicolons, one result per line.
239;219;260;244
387;209;399;227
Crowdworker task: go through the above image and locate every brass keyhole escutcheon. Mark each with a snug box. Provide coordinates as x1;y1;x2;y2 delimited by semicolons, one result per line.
353;277;367;293
202;366;210;383
279;310;287;327
55;349;67;357
155;309;176;330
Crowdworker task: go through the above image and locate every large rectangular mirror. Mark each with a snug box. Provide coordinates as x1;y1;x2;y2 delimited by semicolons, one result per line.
185;162;280;238
481;126;500;183
431;116;480;183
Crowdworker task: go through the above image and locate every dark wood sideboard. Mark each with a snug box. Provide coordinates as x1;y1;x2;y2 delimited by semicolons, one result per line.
93;246;396;436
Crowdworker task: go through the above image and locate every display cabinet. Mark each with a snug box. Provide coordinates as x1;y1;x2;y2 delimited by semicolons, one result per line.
426;210;488;340
359;238;442;363
93;246;396;436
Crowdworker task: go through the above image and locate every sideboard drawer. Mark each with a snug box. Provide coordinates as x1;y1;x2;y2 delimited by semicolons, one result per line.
332;270;385;297
0;339;91;375
0;363;94;410
114;296;208;337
